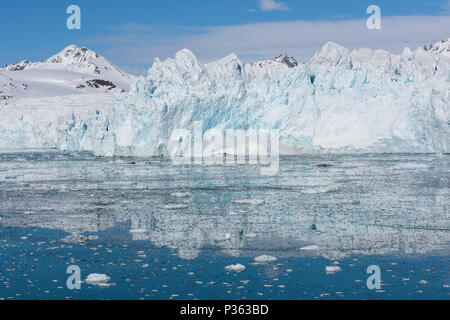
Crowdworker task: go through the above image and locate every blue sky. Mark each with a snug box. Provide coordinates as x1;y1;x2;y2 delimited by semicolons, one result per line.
1;0;450;74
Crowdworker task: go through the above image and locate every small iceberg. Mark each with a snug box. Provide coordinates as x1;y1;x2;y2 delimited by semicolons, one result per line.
300;245;319;251
225;264;246;272
254;255;278;263
326;266;342;274
85;273;111;286
170;192;191;198
232;199;265;205
229;210;245;215
129;228;147;233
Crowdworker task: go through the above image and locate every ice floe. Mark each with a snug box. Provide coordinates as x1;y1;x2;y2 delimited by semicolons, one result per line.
300;245;319;251
325;266;342;274
85;273;111;286
170;192;191;198
224;264;246;272
254;255;278;263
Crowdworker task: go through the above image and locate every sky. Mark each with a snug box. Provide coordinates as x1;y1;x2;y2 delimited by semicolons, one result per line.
1;0;450;74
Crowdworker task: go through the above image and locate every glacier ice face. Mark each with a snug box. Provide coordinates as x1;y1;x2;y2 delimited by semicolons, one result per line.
104;40;449;156
0;40;449;156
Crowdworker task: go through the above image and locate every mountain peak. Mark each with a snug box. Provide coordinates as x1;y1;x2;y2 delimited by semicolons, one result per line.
0;44;132;97
270;53;298;68
2;60;33;71
47;44;99;64
423;38;450;55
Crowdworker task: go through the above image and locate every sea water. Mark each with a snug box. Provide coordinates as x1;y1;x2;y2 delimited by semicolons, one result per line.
0;152;448;299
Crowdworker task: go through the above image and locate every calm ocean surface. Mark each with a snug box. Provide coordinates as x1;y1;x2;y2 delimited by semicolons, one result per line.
0;152;448;299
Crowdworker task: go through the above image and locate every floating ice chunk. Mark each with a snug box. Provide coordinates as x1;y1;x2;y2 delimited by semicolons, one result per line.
225;264;246;272
62;234;98;244
85;273;111;285
232;199;265;205
129;229;147;233
326;266;342;274
170;192;191;198
254;255;278;263
300;245;319;251
162;204;189;210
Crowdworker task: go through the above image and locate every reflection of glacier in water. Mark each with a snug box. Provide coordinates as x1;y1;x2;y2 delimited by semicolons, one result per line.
0;152;448;260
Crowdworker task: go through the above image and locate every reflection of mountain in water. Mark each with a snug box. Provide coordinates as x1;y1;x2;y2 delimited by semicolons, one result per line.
0;153;448;260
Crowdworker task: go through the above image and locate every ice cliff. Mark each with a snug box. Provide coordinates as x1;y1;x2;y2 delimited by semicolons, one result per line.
0;40;449;156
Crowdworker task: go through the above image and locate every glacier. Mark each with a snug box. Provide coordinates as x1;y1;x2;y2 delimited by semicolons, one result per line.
0;40;449;156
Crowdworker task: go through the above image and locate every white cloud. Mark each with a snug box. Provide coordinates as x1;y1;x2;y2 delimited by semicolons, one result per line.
258;0;290;12
85;15;450;74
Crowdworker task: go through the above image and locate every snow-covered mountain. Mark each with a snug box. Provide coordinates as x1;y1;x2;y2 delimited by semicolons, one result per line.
0;45;133;99
0;73;28;101
310;39;450;79
0;40;448;155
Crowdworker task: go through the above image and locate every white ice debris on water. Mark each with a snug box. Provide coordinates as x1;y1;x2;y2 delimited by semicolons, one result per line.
85;273;111;286
224;264;246;272
229;210;244;215
129;228;147;233
300;245;319;251
326;266;342;274
0;39;449;155
254;255;278;263
232;199;265;205
170;192;191;198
